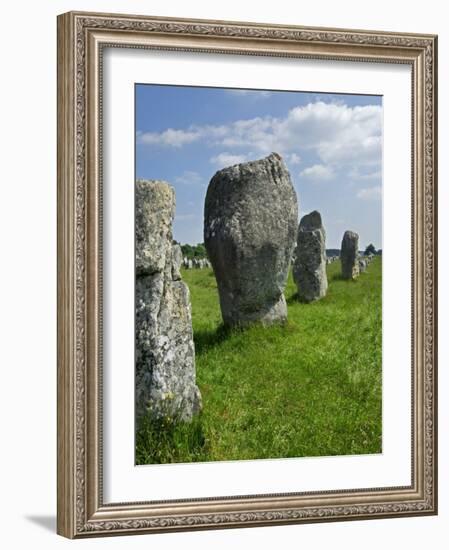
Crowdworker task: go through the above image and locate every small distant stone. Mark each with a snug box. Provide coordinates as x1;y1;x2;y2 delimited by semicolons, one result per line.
341;230;360;280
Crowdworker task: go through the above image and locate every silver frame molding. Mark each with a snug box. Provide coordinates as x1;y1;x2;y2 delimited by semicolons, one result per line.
57;11;438;538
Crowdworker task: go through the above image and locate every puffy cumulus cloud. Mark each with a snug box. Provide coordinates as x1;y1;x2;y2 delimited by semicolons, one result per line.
356;186;382;200
138;101;382;177
274;102;382;168
280;102;380;141
218;117;277;152
210;152;250;168
319;135;381;166
299;164;334;182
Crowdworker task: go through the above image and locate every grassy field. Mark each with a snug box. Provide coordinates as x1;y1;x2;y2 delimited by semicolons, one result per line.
136;258;382;464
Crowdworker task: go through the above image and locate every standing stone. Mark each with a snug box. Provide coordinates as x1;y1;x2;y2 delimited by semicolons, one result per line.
293;211;328;302
135;179;201;423
341;230;360;280
204;153;298;327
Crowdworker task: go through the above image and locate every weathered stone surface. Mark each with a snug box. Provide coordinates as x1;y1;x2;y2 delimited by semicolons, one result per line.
136;181;173;277
136;180;201;423
293;211;328;302
171;243;183;281
341;230;360;280
358;258;367;272
204;153;298;326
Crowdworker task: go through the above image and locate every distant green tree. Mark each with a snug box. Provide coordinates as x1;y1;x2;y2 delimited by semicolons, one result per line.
180;244;193;258
193;243;207;258
364;243;377;256
180;243;208;259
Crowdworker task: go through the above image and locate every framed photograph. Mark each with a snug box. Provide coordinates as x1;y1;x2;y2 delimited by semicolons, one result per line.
57;11;438;538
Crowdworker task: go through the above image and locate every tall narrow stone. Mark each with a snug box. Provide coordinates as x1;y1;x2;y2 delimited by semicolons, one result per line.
293;211;328;302
204;153;298;327
341;230;360;280
135;179;201;423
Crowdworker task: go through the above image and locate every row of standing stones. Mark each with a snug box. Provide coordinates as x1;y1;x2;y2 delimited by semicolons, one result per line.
136;153;373;425
182;257;212;269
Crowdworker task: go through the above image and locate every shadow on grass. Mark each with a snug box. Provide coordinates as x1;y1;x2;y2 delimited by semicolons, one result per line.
286;292;322;305
194;324;235;355
331;273;354;282
287;292;305;305
194;315;294;355
286;292;297;305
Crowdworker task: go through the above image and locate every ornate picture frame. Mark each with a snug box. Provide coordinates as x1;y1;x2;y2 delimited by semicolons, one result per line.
57;11;437;538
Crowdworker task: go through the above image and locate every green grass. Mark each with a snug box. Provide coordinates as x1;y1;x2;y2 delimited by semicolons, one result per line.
136;258;382;465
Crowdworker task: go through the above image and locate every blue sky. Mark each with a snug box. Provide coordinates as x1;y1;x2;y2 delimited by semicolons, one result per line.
136;84;382;250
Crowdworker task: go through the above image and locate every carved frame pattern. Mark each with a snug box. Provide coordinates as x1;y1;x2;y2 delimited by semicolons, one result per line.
57;11;437;538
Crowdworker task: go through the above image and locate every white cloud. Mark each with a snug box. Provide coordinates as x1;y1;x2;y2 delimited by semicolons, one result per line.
210;152;249;168
319;135;381;166
275;102;382;167
218;117;276;153
356;186;382;200
175;170;204;186
138;128;200;147
138;101;382;175
226;89;272;98
287;153;301;165
299;164;334;182
349;168;382;181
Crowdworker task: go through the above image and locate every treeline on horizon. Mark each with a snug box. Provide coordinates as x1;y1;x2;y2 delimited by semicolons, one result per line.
175;240;382;260
175;241;208;260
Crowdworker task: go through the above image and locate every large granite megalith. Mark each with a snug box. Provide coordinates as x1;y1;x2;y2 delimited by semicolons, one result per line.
293;211;328;302
135;179;201;423
341;230;360;280
204;153;298;327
